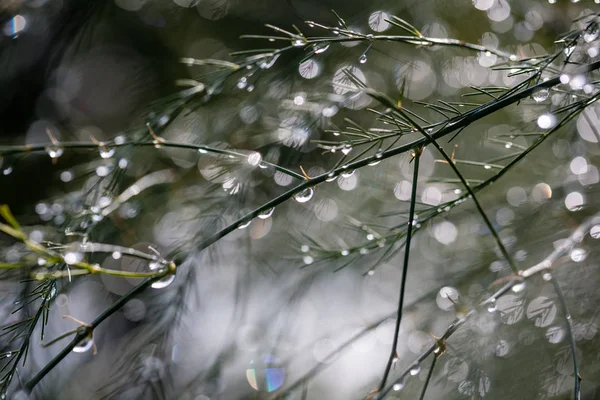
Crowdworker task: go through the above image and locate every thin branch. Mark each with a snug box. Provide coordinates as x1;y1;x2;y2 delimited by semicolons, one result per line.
378;149;420;391
550;276;580;400
418;353;438;400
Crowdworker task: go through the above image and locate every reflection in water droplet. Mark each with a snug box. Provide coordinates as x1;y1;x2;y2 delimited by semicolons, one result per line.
294;187;314;203
359;54;367;64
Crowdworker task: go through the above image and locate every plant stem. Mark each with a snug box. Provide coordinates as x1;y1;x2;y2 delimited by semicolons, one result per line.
378;149;420;392
24;277;158;392
550;276;580;400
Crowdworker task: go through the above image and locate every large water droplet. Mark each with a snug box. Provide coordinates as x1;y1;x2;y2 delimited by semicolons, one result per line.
149;262;176;289
341;146;352;155
248;152;262;166
73;335;94;353
294;187;314;203
542;272;552;281
292;39;305;47
532;88;549;102
237;77;248;89
238;220;252;229
313;43;330;54
258;208;274;219
47;147;64;159
512;282;526;293
409;365;421;376
359;54;367;64
99;147;115;159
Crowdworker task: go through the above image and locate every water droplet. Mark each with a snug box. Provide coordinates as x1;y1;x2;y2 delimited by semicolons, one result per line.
237;77;248;89
584;28;599;43
99;147;115;159
359;248;368;255
367;270;374;276
341;249;349;256
512;282;526;293
303;255;314;265
542;272;552;281
73;335;94;353
301;245;310;253
366;233;374;241
570;248;587;262
313;43;330;54
151;274;175;289
393;381;404;391
292;39;305;47
326;173;337;182
341;146;352;155
368;159;381;166
112;251;122;260
259;54;280;69
532;88;549;102
564;46;575;57
149;262;176;289
504;142;513;149
258;208;274;219
238;220;252;229
341;170;355;178
484;164;492;170
409;365;421;376
46;146;64;159
590;225;600;239
247;152;262;166
63;252;83;265
487;298;497;313
359;54;367;64
294;188;314;203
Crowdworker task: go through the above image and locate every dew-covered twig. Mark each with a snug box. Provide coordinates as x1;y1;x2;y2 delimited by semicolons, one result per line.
375;211;600;399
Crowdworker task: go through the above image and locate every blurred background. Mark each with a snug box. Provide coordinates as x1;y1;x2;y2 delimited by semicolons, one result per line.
1;0;600;399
